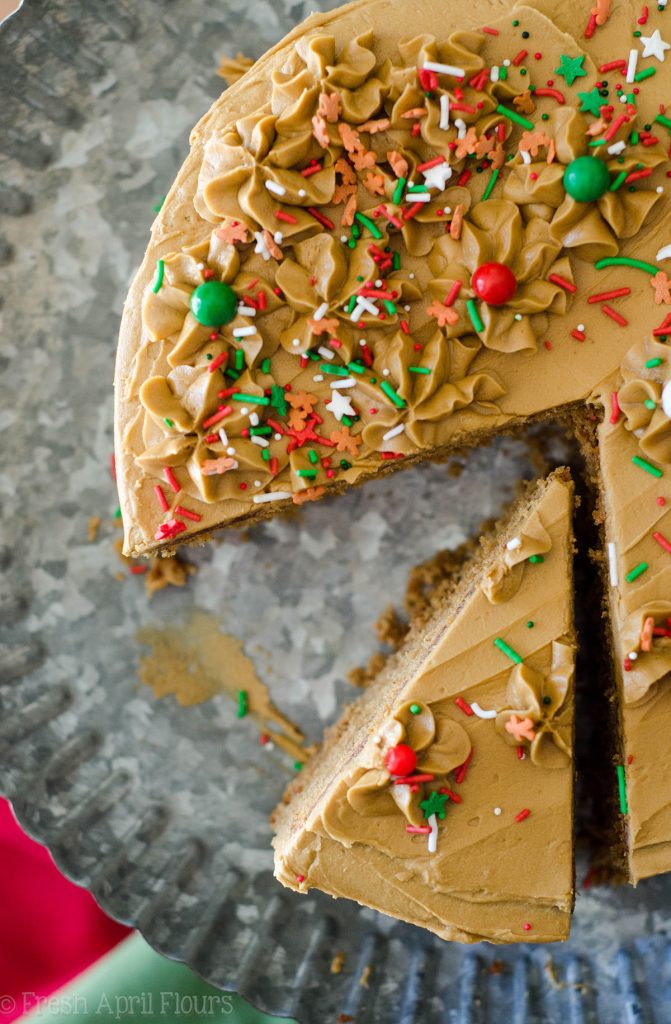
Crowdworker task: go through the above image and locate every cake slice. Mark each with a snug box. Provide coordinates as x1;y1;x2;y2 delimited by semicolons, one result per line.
593;340;671;883
272;470;576;943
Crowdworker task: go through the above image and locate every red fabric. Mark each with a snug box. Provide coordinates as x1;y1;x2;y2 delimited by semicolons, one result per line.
0;797;129;1021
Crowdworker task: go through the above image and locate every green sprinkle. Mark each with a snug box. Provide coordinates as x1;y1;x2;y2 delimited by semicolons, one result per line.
347;361;366;374
407;184;429;193
231;392;270;406
347;239;357;250
588;138;606;148
392;177;406;205
307;350;320;362
409;703;421;714
114;505;122;519
249;426;272;436
656;113;671;130
526;620;534;629
235;349;244;371
237;689;248;718
380;380;406;409
270;385;287;416
499;65;507;81
341;416;354;427
293;761;303;772
340;459;352;469
354;211;383;239
261;449;270;461
629;131;640;145
392;251;401;271
625;561;648;583
633;29;642;36
206;353;213;361
261;357;271;374
351;223;361;240
632;454;663;477
296;469;317;479
645;358;663;368
494;637;523;664
482;168;500;201
595;256;659;275
153;196;166;213
617;765;628;815
347;295;357;314
308;449;319;465
225;368;241;380
645;399;657;411
609;171;628;192
383;300;397;316
495;103;534;130
635;66;656;82
529;554;544;564
164;418;174;428
408;366;431;374
466;298;485;334
319;363;349;376
152;258;165;294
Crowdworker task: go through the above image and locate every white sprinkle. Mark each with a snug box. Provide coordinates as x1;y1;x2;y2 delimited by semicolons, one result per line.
254;480;261;488
657;186;665;194
330;377;356;389
521;150;532;165
409;273;415;280
408;192;431;202
298;188;307;198
662;379;671;418
375;279;383;288
340;235;348;243
237;304;257;317
608;542;618;587
313;302;329;322
660;0;668;7
292;338;301;347
273;231;283;245
253;491;293;504
577;323;585;332
439;94;450;130
249;412;259;427
503;59;511;67
318;345;334;360
251;435;269;448
313;374;324;382
350;303;365;322
514;313;523;321
233;325;257;338
407;180;415;189
218;427;228;446
607;140;626;156
239;407;248;416
197;262;205;270
265;180;286;196
359;338;367;347
490;66;500;83
427;813;438;854
357;295;381;317
455;117;467;139
628;651;639;661
423;60;465;77
382;368;390;376
226;446;236;456
627;48;639;83
657;244;671;261
506;537;521;551
383;423;405;441
274;433;282;441
470;702;497;720
493;807;502;816
619;94;628;104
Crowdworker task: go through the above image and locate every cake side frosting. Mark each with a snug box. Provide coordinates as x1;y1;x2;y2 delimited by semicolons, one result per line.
115;0;671;555
272;471;576;943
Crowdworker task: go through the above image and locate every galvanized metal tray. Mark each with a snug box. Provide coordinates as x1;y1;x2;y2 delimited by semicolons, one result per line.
2;2;671;1021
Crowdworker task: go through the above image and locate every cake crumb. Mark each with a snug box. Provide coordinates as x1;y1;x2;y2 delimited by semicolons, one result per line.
337;1015;353;1023
359;964;372;988
487;959;506;975
217;52;254;85
144;555;195;598
543;958;564;991
88;516;101;542
330;951;345;975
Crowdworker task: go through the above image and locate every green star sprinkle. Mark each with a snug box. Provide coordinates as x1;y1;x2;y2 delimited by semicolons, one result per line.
578;87;604;117
420;790;450;821
269;384;287;417
554;54;587;86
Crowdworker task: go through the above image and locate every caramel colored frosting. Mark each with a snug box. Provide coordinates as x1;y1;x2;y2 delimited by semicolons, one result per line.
272;472;576;942
595;338;671;883
115;0;671;557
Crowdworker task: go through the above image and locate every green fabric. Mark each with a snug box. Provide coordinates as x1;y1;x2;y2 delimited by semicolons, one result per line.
22;932;297;1024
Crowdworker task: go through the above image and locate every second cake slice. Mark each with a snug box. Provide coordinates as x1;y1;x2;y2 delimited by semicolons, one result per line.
273;469;576;943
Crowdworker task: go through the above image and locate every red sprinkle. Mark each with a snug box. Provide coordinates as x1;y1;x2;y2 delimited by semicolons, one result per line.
306;207;334;230
202;406;232;429
403;201;425;221
300;162;322;177
601;304;628;326
174;505;202;523
130;565;148;575
533;87;565;104
588;287;631;303
610;391;620;424
515;808;531;823
571;329;586;342
657;496;666;506
599;59;627;72
455;697;474;716
454;748;473;785
163;467;181;494
406;826;431;834
393;773;435;785
653;531;671;554
517;745;525;760
445;280;462;307
512;49;528;67
439;787;462;803
208;352;228;374
523;922;533;932
275;210;298;224
481;26;499;35
625;167;653;184
153;484;169;512
296;874;305;883
584;12;597;37
548;273;576;293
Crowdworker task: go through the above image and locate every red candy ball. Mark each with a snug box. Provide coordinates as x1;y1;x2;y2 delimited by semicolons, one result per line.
471;262;517;306
385;743;417;776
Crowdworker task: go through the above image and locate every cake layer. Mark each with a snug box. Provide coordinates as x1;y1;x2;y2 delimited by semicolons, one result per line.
272;470;576;942
594;343;671;883
114;0;671;556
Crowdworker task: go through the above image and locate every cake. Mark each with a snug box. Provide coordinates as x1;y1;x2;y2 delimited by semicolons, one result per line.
272;470;576;943
113;0;671;893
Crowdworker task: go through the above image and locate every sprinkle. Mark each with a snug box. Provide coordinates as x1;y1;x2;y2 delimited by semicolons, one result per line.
494;637;523;664
548;273;576;293
265;180;286;196
252;491;292;504
422;60;466;77
635;66;656;81
595;257;659;275
380;380;406;408
481;168;500;201
354;211;383;239
275;210;297;224
439;94;450;130
470;702;497;719
609;170;628;193
233;325;257;338
626;48;639;82
656;113;671;130
406;825;432;834
251;435;269;448
512;49;529;66
495;103;534;130
515;809;531;823
653;531;671;553
152;259;164;293
588;287;631;303
454;749;473;785
608;542;618;586
656;244;671;261
231;393;270;406
625;562;648;583
617;765;628;814
306;207;335;230
408;365;430;374
320;363;349;376
533;87;565;104
482;26;499;35
601;304;628;325
202;407;232;429
236;689;248;717
208;352;228;374
330;377;356;389
466;299;485;333
427;814;438;853
174;505;201;522
392;773;435;785
455;697;474;716
382;423;405;441
632;454;663;477
154;484;169;512
646;358;663;368
529;554;544;564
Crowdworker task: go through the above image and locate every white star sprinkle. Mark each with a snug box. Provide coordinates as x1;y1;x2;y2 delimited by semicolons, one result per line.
640;28;670;61
326;389;356;421
422;162;453;191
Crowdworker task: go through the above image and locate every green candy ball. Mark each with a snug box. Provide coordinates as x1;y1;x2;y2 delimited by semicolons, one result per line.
190;281;237;326
563;155;611;203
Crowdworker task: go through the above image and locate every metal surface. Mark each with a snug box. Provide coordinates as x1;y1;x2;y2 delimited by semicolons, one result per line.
2;2;671;1021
